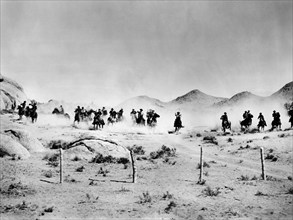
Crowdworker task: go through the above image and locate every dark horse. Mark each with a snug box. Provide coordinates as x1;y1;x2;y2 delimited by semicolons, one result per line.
222;120;231;132
257;120;267;132
240;118;252;130
93;115;105;130
52;108;70;119
147;113;160;127
271;119;281;131
174;114;183;132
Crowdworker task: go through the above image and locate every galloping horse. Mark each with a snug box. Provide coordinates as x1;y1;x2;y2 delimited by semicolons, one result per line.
93;115;105;130
52;108;70;119
257;120;267;132
222;120;231;132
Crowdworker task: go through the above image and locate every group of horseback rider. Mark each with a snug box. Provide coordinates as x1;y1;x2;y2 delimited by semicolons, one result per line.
17;101;38;123
130;109;161;127
220;109;290;132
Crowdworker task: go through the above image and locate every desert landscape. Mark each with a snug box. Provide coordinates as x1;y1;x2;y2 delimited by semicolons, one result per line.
0;73;292;220
1;1;292;219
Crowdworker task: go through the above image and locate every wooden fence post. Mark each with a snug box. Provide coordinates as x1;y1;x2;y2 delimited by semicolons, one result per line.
130;150;137;183
199;147;203;182
60;148;63;184
260;147;266;180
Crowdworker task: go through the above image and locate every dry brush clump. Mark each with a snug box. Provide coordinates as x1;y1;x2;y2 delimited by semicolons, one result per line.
138;191;152;204
202;186;221;197
196;161;211;169
42;152;60;167
203;136;218;145
149;145;177;160
90;153;129;164
43;170;53;178
162;191;174;200
47;140;68;149
0;181;36;197
164;201;177;213
75;166;85;172
127;145;145;155
0;201;39;214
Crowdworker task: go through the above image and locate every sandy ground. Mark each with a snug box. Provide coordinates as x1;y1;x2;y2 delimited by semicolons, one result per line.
0;113;293;220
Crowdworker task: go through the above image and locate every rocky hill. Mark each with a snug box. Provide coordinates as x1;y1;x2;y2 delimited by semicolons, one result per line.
270;81;293;102
170;89;227;107
0;74;27;110
116;95;166;113
214;91;265;107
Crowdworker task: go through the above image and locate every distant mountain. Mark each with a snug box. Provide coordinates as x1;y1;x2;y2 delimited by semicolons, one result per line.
116;95;166;112
214;91;265;107
270;81;293;102
170;89;227;107
0;73;27;110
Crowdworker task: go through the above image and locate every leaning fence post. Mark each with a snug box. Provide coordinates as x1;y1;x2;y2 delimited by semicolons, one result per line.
199;147;203;182
60;148;63;184
260;147;266;180
130;150;137;183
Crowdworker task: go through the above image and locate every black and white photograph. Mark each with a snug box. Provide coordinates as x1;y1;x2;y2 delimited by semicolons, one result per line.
0;0;292;219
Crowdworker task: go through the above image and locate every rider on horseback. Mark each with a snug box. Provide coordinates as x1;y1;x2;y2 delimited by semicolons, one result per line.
146;109;160;127
271;110;281;130
130;109;137;124
220;112;230;131
220;112;228;127
74;106;81;124
257;112;267;131
174;112;183;132
136;109;145;124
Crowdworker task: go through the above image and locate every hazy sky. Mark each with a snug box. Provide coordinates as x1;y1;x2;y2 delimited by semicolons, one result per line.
1;1;292;106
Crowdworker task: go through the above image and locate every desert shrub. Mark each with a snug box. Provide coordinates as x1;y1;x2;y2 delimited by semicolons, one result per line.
90;153;129;164
127;145;145;155
138;191;152;204
265;154;278;162
164;201;177;213
251;175;259;180
64;175;77;183
196;161;210;169
255;191;268;196
202;186;220;197
2;201;38;213
149;145;176;160
287;187;293;194
97;167;109;176
118;186;131;193
116;157;130;164
0;182;36;197
238;175;250;181
75;166;85;172
203;136;218;145
203;171;209;176
197;179;206;185
43;153;60;167
47;140;67;149
227;138;233;142
196;133;202;137
266;175;278;181
72;155;82;161
44;206;54;212
162;191;174;200
238;145;250;150
43;170;53;178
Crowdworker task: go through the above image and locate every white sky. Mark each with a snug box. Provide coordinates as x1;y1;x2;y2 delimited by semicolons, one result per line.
1;1;292;106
